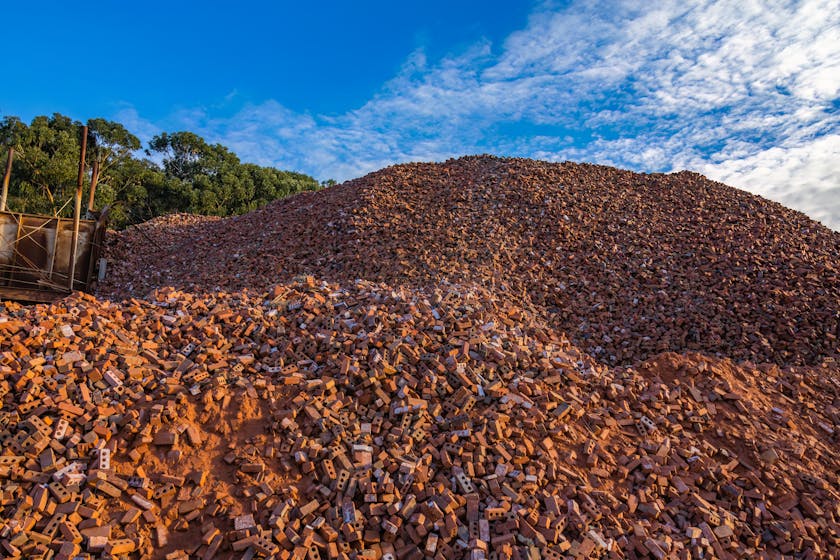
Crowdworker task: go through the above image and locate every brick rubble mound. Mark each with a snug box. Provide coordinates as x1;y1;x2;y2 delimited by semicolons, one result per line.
1;156;839;559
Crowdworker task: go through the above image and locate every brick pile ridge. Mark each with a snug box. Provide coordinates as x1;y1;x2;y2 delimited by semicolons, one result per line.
1;281;838;559
100;156;840;366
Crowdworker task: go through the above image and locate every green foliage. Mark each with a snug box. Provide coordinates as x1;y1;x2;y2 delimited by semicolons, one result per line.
0;113;321;228
0;114;83;214
145;132;321;218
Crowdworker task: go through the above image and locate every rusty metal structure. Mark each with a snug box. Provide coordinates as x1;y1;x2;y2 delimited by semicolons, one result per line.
0;126;107;303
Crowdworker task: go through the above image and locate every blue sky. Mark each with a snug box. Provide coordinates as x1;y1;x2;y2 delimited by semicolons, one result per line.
3;0;839;229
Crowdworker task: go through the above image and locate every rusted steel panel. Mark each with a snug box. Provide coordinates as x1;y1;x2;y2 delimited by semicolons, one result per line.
0;210;105;302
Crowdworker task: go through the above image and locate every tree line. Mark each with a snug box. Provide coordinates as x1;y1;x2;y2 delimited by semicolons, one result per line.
0;113;325;228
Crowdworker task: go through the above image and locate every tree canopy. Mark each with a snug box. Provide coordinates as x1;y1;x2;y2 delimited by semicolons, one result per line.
0;113;323;228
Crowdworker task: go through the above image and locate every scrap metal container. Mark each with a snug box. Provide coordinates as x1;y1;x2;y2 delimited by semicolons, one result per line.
0;210;106;302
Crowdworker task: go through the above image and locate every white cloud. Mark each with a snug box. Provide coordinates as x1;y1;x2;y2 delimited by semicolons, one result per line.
112;106;161;144
699;134;840;229
116;0;840;229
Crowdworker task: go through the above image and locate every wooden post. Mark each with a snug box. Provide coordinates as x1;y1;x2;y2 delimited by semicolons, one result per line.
1;147;13;212
68;126;87;291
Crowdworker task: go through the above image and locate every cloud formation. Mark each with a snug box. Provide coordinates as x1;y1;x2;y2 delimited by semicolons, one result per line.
123;0;840;229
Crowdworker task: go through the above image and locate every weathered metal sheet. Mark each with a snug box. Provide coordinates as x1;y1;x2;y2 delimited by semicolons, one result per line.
0;211;105;302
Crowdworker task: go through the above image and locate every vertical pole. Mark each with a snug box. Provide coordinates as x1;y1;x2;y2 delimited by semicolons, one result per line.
68;126;87;291
87;159;99;216
1;147;13;212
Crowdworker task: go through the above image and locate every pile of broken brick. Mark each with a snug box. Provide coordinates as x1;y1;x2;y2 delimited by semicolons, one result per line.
100;156;840;367
1;277;838;559
2;156;839;558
